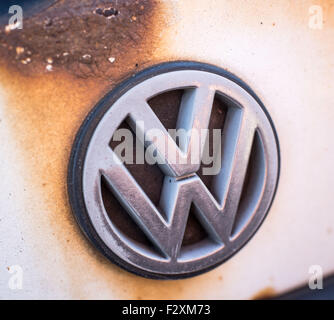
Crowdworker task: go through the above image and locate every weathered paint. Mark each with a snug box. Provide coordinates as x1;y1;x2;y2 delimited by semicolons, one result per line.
0;0;334;299
0;0;160;79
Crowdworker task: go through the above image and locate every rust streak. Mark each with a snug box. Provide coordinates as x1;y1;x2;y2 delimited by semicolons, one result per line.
0;0;160;79
252;287;277;300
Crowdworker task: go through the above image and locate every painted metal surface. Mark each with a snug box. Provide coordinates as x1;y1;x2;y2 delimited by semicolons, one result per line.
0;0;333;299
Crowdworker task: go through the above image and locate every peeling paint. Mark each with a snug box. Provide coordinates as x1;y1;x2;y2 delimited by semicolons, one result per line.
0;0;160;79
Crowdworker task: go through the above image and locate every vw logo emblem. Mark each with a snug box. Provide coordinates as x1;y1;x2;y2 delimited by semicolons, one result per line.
68;61;280;279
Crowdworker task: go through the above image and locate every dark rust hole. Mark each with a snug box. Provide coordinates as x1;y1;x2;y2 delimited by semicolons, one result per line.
94;7;119;18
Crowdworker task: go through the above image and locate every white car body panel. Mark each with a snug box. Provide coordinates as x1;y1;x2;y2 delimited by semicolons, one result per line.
0;0;333;299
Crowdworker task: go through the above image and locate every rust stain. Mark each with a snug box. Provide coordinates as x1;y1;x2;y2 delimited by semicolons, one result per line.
0;67;111;298
0;0;224;299
0;0;159;79
252;287;277;300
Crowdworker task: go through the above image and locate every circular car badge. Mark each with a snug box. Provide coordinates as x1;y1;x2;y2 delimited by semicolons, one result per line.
68;61;280;279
